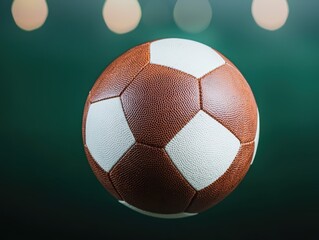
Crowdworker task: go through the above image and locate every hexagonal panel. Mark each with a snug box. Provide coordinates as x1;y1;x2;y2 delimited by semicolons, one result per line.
121;64;200;147
165;110;240;191
85;97;135;172
150;38;225;78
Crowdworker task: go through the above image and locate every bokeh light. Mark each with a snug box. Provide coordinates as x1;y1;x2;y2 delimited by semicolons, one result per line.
103;0;142;34
252;0;289;31
11;0;48;31
173;0;212;33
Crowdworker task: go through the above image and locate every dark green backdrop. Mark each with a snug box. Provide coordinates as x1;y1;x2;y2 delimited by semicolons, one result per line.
1;0;318;239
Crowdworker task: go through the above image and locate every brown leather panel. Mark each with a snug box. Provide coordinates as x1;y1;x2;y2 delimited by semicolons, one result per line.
201;64;257;143
89;43;150;103
186;142;254;213
121;64;200;147
84;145;122;200
110;143;196;214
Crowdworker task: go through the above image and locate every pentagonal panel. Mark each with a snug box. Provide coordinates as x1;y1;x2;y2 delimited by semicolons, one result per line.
90;43;150;103
110;143;196;214
84;145;122;200
165;110;240;191
201;64;258;143
121;64;200;147
85;97;135;172
150;38;225;78
186;142;254;213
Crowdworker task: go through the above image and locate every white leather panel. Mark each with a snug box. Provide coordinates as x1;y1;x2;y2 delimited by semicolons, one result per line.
150;38;225;78
165;110;240;191
119;201;197;219
251;109;260;165
85;97;135;172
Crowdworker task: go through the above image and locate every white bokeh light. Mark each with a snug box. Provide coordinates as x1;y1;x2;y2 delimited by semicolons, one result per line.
252;0;289;31
103;0;142;34
173;0;212;33
11;0;48;31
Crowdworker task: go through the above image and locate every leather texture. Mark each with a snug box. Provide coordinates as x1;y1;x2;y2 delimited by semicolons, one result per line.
84;145;122;200
82;38;259;218
186;142;255;213
90;43;150;103
85;97;135;172
201;64;258;143
110;143;196;214
121;64;200;147
165;110;240;191
150;38;225;78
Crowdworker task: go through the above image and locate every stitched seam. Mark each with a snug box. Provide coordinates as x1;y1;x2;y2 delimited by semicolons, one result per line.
241;140;255;146
201;108;241;143
135;141;163;149
108;143;136;200
90;95;119;104
198;62;226;79
184;191;198;213
198;79;203;109
162;150;197;213
119;62;150;97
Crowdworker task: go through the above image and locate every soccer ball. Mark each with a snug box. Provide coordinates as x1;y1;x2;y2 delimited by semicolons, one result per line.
82;38;259;219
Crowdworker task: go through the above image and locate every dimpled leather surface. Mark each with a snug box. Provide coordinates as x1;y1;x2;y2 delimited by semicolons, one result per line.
82;38;259;217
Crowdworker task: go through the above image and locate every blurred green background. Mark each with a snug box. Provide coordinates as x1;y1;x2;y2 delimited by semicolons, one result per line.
1;0;318;239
